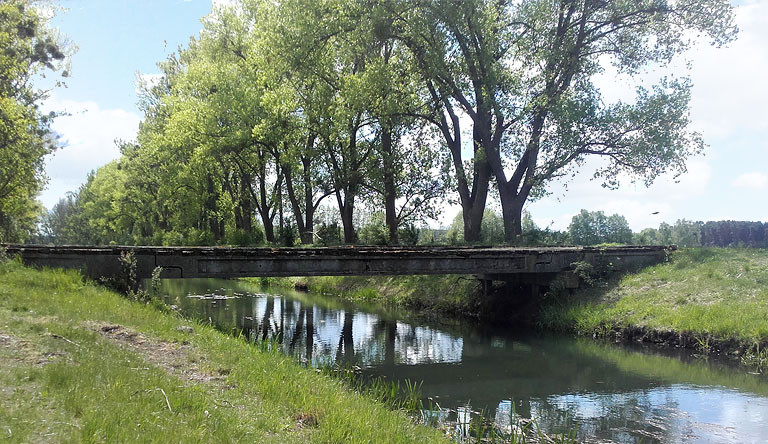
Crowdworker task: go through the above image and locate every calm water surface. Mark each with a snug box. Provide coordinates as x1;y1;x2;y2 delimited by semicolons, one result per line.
158;279;768;443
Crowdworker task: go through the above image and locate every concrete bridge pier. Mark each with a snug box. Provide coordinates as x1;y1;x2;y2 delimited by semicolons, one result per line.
474;271;584;322
478;270;580;296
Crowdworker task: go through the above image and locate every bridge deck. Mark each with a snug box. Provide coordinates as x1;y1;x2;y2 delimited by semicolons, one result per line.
3;245;671;283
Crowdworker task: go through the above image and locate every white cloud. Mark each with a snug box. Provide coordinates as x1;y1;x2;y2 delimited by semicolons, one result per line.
39;96;141;209
594;2;768;142
532;212;577;232
527;157;713;231
687;1;768;140
732;172;768;189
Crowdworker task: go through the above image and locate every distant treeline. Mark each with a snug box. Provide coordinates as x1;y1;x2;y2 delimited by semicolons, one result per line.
33;199;767;248
567;215;768;248
578;217;768;248
699;221;768;248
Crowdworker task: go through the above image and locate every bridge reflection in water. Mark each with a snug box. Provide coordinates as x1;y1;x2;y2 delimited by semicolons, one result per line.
161;278;768;444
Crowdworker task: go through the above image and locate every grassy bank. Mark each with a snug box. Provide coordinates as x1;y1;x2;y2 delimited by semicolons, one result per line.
259;274;487;320
538;248;768;364
0;259;447;443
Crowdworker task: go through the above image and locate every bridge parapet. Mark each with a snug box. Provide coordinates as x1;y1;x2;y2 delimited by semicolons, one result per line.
2;245;672;286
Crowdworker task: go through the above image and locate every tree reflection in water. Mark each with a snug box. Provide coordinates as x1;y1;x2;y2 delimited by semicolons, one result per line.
160;279;768;444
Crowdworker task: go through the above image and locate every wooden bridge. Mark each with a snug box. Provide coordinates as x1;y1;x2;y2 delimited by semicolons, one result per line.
3;244;671;288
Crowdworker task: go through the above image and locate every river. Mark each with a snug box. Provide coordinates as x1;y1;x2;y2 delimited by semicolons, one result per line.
158;278;768;443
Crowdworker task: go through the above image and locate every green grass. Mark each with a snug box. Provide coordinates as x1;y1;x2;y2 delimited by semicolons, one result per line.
258;275;484;318
0;259;447;443
539;248;768;350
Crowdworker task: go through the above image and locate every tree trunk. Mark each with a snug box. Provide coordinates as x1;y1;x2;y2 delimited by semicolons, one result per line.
433;90;491;244
462;126;492;243
262;216;275;243
463;200;486;243
205;176;222;241
302;155;316;244
338;191;355;244
284;164;306;243
498;181;524;243
257;164;276;243
381;126;399;245
240;173;253;233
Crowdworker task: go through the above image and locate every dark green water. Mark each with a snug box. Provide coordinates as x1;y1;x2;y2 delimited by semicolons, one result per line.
158;278;768;443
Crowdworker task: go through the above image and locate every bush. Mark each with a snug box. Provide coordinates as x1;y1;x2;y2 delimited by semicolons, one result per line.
161;230;185;246
188;229;216;246
224;228;264;246
315;223;342;246
359;213;388;245
278;225;297;247
398;225;420;246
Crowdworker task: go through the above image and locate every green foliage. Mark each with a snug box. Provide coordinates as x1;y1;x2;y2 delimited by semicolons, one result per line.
398;224;420;246
359;213;389;245
278;225;298;247
315;222;343;246
701;221;768;247
447;210;506;245
225;227;265;246
568;210;632;246
571;261;596;286
632;219;703;247
161;230;185;246
385;0;736;240
515;211;570;246
0;0;70;242
30;0;738;248
187;228;217;246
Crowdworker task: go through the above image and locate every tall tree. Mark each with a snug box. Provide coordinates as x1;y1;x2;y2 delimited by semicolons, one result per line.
247;2;337;244
384;0;736;242
262;0;379;243
360;34;447;244
0;0;69;241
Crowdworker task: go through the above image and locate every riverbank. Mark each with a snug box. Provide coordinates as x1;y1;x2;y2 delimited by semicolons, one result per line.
538;248;768;368
263;248;768;369
0;259;446;443
258;274;492;322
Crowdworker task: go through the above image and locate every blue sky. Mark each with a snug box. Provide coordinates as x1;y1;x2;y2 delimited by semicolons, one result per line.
38;0;768;231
